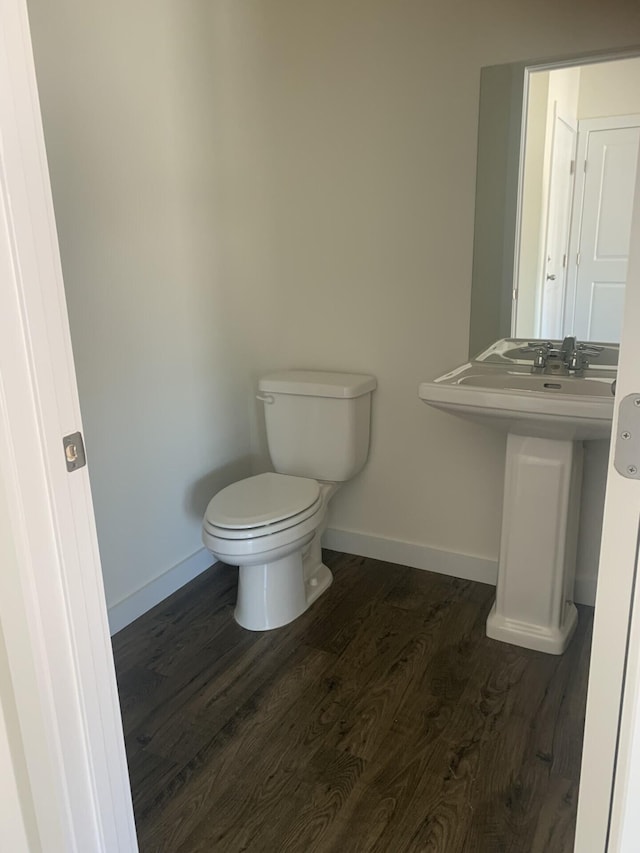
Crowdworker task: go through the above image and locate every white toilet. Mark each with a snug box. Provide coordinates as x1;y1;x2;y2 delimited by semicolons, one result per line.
202;370;376;631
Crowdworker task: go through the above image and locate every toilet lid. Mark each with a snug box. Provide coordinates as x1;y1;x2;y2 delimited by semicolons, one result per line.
204;472;321;530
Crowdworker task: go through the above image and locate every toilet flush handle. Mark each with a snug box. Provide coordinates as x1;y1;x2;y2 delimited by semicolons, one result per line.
256;393;275;404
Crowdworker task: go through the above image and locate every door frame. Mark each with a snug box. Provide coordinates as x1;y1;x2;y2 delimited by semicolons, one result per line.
0;0;136;849
575;138;640;851
537;107;577;338
510;49;640;851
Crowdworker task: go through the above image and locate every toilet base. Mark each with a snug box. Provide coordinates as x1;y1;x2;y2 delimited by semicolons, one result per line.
304;562;333;609
234;539;333;631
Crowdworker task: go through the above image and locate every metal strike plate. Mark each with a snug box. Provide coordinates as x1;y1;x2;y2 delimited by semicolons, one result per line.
63;431;86;472
614;395;640;479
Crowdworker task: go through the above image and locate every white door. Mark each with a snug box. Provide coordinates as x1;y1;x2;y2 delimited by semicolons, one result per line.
0;0;137;849
539;111;577;338
574;141;640;851
568;117;640;341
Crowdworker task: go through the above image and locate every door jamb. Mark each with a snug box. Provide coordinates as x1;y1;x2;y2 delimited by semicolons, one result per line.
0;1;137;849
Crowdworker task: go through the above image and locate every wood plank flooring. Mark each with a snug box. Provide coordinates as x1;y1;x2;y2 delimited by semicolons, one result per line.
112;551;593;853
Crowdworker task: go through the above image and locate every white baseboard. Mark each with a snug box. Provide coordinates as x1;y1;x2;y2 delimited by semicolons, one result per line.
323;528;597;607
107;534;597;637
323;528;498;586
108;548;215;635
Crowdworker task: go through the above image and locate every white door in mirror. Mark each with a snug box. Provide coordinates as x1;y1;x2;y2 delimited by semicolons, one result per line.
570;119;640;340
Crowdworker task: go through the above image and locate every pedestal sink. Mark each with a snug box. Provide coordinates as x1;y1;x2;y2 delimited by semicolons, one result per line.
419;338;617;654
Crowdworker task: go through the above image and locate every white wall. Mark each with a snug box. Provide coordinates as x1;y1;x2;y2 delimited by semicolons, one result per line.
26;1;256;623
25;0;640;624
579;57;640;119
205;2;640;579
549;65;581;122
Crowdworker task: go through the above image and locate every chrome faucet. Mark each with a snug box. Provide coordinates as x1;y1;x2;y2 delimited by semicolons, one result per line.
566;347;587;374
560;336;585;374
520;337;604;375
531;346;550;370
519;340;556;372
560;336;577;361
562;336;605;374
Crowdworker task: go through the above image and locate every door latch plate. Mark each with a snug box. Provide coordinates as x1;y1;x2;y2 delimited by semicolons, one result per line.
63;431;86;472
614;395;640;479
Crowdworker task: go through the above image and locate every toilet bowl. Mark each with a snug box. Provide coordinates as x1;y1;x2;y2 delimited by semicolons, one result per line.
202;370;376;631
203;472;334;630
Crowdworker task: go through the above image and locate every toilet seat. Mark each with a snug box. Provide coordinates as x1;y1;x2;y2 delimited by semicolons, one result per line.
203;472;322;541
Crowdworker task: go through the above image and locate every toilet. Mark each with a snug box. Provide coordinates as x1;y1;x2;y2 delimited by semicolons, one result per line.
202;370;376;631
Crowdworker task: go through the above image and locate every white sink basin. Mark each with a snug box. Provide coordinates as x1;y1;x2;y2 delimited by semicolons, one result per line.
419;360;616;440
418;338;618;654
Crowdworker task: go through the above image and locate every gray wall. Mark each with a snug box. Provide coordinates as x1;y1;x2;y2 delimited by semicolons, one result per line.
469;62;525;357
27;1;256;612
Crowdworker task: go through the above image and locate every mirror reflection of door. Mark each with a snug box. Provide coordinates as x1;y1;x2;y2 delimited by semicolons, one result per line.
513;57;640;343
569;117;640;341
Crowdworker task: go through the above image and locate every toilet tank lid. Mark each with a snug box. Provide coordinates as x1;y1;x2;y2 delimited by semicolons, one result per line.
259;370;377;398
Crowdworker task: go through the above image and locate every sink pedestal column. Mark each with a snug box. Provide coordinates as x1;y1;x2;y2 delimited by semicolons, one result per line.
486;433;583;654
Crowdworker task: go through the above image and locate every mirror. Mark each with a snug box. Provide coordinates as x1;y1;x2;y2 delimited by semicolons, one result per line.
469;51;640;358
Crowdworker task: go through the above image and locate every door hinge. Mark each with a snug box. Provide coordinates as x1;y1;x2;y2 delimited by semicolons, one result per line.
576;252;581;266
570;159;575;175
614;394;640;479
562;254;567;268
63;431;86;472
583;159;587;173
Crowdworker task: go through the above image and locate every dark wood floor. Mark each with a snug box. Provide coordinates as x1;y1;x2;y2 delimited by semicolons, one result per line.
112;551;592;853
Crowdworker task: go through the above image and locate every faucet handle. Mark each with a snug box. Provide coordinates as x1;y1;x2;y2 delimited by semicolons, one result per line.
567;349;588;373
532;348;548;369
577;343;604;357
524;346;552;371
520;341;554;354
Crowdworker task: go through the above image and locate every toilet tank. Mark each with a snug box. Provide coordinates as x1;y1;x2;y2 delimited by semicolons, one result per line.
258;370;377;482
